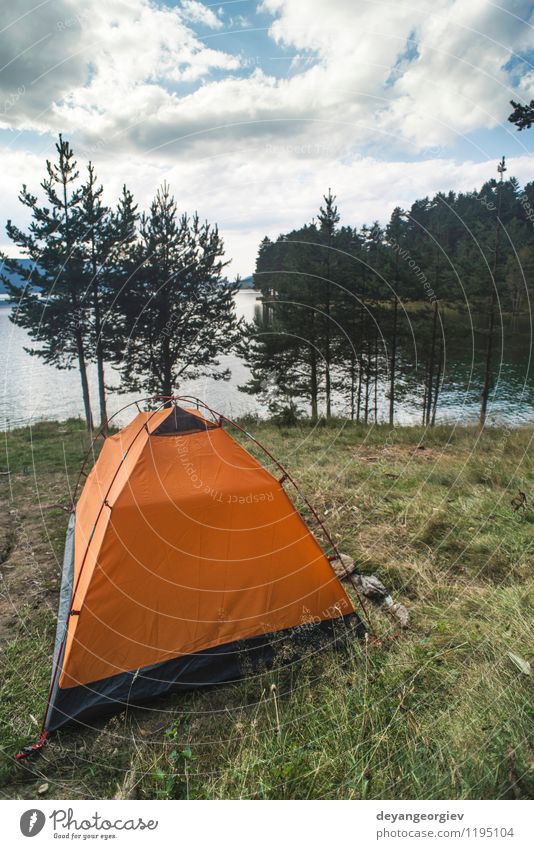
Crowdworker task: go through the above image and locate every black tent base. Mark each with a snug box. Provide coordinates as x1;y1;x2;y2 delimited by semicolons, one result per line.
43;612;365;736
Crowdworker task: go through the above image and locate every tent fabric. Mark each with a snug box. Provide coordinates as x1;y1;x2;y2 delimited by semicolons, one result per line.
44;405;362;732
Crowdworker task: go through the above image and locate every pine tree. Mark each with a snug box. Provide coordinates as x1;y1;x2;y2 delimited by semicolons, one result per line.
80;174;138;427
385;207;409;425
317;189;340;418
508;99;534;131
1;136;94;430
480;157;506;427
80;163;110;427
241;221;328;419
118;183;239;397
329;225;364;419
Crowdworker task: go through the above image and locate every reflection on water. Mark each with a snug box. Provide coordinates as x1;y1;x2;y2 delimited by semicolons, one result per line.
1;291;532;428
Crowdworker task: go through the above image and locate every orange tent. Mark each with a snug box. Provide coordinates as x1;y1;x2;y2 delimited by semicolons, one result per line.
35;402;364;739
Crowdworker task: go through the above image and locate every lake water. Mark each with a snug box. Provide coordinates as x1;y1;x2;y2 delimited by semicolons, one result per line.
1;291;532;429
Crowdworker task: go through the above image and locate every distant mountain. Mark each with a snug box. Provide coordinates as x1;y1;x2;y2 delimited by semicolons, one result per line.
0;260;255;294
0;258;36;294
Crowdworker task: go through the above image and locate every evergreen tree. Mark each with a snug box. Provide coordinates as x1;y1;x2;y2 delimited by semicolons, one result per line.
329;225;365;419
80;174;139;427
242;224;316;418
1;136;94;430
242;218;336;419
80;163;110;427
118;183;239;397
480;157;506;427
508;99;534;130
317;189;340;418
385;207;408;425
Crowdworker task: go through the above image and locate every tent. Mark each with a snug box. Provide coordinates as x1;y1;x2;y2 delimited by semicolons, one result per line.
19;400;365;754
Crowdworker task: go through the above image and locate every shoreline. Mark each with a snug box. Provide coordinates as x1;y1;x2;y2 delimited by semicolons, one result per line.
1;416;534;436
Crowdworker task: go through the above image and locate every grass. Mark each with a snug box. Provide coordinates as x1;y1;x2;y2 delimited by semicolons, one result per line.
0;417;533;799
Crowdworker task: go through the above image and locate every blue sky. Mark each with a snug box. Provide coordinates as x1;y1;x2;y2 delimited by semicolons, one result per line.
1;0;534;273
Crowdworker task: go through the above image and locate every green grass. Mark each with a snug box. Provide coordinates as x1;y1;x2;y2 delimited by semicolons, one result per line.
0;417;533;799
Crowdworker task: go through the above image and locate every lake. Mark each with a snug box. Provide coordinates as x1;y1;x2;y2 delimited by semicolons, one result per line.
1;291;532;429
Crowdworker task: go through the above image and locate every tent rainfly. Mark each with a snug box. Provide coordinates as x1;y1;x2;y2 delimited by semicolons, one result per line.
17;400;366;757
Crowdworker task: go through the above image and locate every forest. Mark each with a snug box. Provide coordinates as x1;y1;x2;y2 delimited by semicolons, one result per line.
242;165;533;427
2;138;533;431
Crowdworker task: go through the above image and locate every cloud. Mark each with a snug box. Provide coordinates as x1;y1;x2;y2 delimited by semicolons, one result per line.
261;0;534;148
2;0;533;153
379;0;534;146
0;0;239;134
2;0;534;279
179;0;224;30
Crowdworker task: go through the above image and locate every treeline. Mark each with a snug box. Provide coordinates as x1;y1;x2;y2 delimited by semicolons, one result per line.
3;139;532;431
241;163;534;425
1;136;240;430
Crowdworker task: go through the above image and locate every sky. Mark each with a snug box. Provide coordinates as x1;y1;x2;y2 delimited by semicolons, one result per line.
1;0;534;275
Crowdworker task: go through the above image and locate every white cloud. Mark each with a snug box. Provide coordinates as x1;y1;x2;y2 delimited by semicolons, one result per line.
0;0;239;134
379;0;534;146
261;0;534;148
2;0;534;279
2;0;533;151
179;0;224;30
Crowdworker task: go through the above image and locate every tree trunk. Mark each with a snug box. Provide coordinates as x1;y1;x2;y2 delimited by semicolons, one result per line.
96;344;107;428
70;287;93;433
423;362;428;427
325;280;332;419
431;343;443;426
480;289;496;427
480;165;504;428
159;326;174;401
350;353;356;420
356;301;364;422
325;361;331;419
364;345;370;424
425;300;438;425
76;326;94;432
510;291;520;331
373;333;378;423
60;155;93;432
93;283;107;429
310;347;318;421
514;291;520;330
389;295;398;426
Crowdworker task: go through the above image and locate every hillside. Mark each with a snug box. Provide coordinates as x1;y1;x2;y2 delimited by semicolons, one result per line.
0;419;532;800
0;263;255;294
